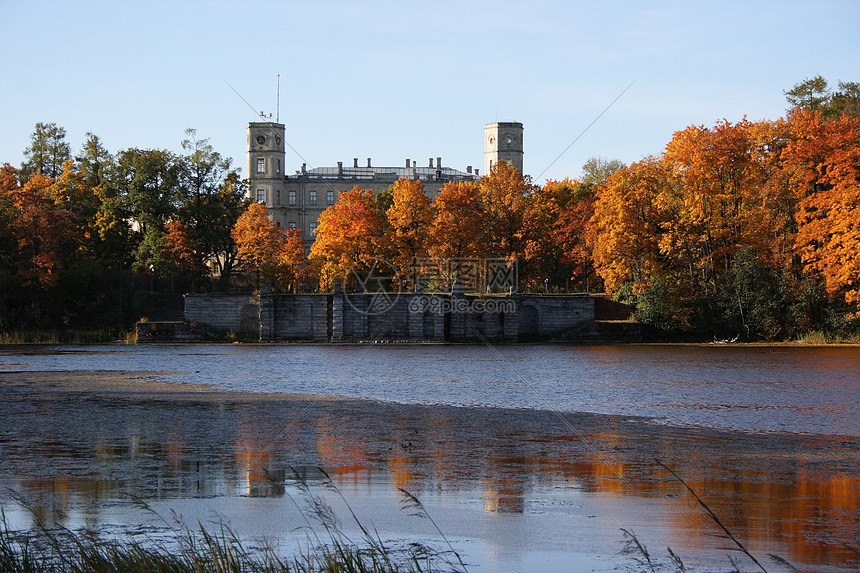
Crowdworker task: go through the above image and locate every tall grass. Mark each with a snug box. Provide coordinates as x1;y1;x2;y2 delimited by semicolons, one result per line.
0;470;462;573
794;329;860;344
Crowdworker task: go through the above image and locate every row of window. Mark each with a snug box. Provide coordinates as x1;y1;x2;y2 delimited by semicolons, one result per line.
256;157;281;175
255;189;336;206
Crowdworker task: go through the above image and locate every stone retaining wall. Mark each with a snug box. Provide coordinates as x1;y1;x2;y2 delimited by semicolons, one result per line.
183;292;608;342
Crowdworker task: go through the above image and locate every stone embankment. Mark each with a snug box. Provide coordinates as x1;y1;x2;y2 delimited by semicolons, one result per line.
136;291;640;343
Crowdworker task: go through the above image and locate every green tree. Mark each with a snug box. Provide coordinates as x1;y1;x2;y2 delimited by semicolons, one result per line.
77;132;112;188
785;75;831;113
785;76;860;119
21;122;71;181
177;129;242;280
830;80;860;118
201;173;249;284
580;156;625;188
109;148;182;235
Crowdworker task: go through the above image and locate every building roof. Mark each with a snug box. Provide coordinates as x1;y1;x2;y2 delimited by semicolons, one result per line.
288;165;476;182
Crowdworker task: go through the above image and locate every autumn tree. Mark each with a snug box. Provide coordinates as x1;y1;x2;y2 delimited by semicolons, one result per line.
521;179;574;291
0;166;19;327
661;119;775;294
548;178;595;291
233;202;281;287
383;178;433;285
272;228;307;292
20;122;71;181
589;157;671;293
474;161;534;289
232;202;307;291
3;173;78;320
786;110;860;317
308;186;383;290
161;220;205;292
429;180;484;261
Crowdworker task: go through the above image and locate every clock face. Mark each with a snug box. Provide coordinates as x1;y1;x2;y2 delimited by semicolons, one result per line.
275;136;281;146
505;136;513;145
488;135;495;150
256;135;266;145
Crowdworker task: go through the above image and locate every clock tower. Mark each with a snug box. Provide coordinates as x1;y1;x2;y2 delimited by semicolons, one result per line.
247;121;286;209
484;122;523;176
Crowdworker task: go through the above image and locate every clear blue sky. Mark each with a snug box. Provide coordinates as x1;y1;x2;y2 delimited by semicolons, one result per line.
2;0;858;184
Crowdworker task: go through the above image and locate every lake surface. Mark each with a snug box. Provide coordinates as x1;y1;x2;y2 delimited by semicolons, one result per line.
4;343;859;435
1;343;859;572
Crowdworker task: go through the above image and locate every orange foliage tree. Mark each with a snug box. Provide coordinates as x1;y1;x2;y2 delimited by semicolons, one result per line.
548;178;597;291
475;161;534;290
786;110;860;316
3;172;78;319
429;180;484;262
161;220;205;291
383;178;433;284
308;186;382;289
589;157;671;293
232;202;307;291
661;119;775;288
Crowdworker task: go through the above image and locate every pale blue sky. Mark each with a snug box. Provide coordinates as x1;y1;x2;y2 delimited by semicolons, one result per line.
2;0;858;183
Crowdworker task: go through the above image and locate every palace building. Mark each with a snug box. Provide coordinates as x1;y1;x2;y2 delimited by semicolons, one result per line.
246;121;523;242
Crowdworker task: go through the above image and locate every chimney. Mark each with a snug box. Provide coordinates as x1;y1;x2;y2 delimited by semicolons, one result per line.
353;158;358;168
437;157;442;169
406;159;411;168
475;169;479;177
367;158;372;168
429;158;434;168
301;163;307;175
337;161;343;177
466;166;472;174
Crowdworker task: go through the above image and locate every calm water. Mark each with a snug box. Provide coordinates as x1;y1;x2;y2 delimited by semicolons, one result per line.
3;343;859;435
1;343;859;572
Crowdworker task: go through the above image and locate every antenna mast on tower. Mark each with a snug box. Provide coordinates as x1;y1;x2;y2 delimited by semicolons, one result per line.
276;74;280;123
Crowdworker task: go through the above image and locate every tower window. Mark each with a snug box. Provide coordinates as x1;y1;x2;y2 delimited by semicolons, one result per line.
276;159;281;174
326;190;335;205
256;158;265;173
256;189;265;203
309;191;317;205
288;190;296;206
276;190;281;205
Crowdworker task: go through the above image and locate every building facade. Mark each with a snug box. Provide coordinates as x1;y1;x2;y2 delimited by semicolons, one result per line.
246;121;524;242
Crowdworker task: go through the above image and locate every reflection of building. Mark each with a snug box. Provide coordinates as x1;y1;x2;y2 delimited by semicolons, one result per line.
246;121;524;242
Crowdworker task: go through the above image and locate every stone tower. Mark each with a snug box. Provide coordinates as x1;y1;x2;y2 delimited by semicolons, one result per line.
484;122;523;175
246;122;286;209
